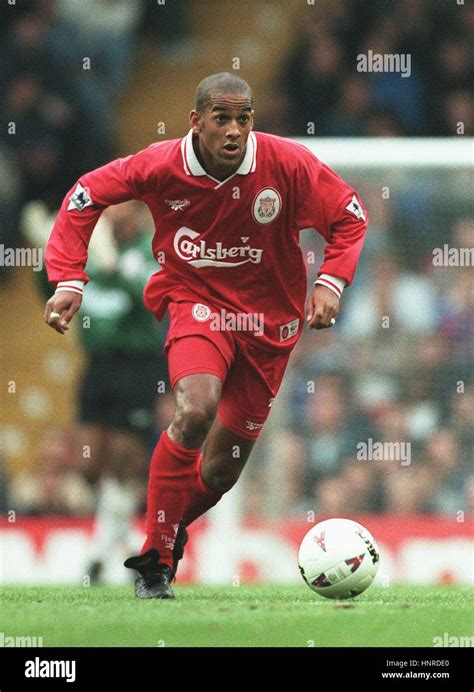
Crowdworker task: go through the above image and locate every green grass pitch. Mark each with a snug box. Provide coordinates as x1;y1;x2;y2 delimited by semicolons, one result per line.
1;585;472;647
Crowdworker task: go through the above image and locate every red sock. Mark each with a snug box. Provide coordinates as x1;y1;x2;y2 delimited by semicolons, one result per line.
141;430;200;567
182;452;222;526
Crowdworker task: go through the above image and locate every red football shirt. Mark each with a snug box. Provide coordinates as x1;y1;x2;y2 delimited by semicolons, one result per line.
45;130;368;351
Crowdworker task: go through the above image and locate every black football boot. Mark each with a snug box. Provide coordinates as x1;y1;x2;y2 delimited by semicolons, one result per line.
124;549;174;599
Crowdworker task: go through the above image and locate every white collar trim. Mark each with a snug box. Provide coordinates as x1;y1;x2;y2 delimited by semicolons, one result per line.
181;130;257;179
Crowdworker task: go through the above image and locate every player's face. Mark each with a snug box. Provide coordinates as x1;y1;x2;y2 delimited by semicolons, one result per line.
190;94;254;179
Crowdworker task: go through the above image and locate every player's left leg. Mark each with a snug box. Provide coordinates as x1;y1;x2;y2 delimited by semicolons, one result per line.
181;417;256;527
179;343;292;531
202;417;256;491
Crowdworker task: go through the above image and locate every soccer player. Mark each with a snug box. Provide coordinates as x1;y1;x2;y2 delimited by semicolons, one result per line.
44;72;368;599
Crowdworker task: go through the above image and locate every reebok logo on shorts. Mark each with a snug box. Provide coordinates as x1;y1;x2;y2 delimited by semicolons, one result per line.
245;420;264;431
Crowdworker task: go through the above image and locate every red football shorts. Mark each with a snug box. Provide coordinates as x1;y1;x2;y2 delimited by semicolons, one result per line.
164;301;292;440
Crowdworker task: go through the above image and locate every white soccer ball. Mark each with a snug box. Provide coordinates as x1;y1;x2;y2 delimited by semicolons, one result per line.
298;518;380;599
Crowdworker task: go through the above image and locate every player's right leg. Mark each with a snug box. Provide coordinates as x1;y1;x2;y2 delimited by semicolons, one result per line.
124;336;229;599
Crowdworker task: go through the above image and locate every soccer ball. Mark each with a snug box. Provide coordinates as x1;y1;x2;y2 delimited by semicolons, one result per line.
298;518;380;599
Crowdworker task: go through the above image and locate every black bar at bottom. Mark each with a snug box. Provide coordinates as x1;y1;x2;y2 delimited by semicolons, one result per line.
0;647;471;689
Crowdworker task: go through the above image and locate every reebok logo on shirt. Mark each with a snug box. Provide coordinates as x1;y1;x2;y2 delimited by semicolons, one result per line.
166;198;191;211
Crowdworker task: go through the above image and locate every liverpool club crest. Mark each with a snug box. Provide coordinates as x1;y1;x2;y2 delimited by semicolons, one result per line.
252;187;282;225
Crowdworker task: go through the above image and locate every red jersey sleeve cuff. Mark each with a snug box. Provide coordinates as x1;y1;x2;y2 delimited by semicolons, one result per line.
314;274;345;299
55;280;84;296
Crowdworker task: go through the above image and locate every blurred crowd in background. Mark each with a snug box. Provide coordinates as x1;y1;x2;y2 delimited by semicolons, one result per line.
0;0;192;268
1;0;472;522
251;207;473;519
261;0;473;137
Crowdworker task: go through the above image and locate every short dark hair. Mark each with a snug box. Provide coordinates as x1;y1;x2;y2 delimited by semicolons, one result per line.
195;72;253;113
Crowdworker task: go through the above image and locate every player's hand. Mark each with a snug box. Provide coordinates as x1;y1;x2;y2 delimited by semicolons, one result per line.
44;291;82;334
306;285;339;330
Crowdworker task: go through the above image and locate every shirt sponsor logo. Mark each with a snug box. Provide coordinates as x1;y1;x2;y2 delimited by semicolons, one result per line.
252;187;282;225
192;303;211;321
67;182;93;211
166;198;191;211
279;318;300;342
174;227;263;267
345;195;366;222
